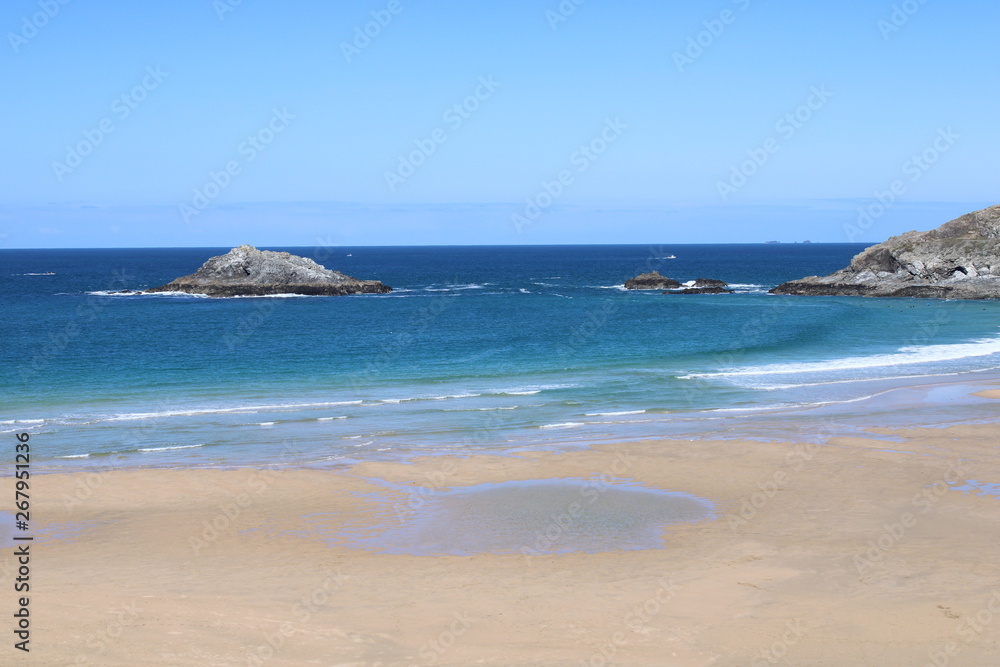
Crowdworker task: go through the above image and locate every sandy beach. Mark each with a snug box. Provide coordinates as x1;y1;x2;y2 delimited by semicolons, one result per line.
6;0;999;662
2;386;998;666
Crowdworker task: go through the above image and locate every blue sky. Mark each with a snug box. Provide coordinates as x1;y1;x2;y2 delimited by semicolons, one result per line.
0;0;996;247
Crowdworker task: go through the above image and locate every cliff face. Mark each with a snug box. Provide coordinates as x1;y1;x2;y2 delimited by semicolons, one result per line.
146;245;392;297
771;205;1000;299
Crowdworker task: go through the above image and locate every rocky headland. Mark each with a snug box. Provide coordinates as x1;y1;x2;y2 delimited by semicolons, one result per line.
771;205;1000;299
146;245;392;297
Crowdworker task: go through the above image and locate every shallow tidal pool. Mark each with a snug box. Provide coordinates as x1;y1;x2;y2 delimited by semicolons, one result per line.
343;477;714;556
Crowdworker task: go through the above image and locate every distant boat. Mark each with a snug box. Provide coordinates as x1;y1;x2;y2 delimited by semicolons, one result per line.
764;241;780;244
656;255;677;259
346;253;352;256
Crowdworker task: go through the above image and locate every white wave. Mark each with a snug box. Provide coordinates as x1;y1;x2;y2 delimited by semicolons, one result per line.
229;293;322;299
585;410;646;417
87;290;139;297
137;444;204;452
540;422;584;429
707;388;899;412
587;419;656;425
424;283;487;292
257;422;276;426
58;454;90;459
102;400;364;422
379;393;481;404
519;288;532;294
707;404;796;413
317;416;347;421
727;283;766;289
0;419;44;424
316;401;364;407
92;290;325;299
593;285;628;291
499;383;576;396
148;290;211;297
21;272;56;276
683;336;1000;379
88;289;211;298
754;370;977;390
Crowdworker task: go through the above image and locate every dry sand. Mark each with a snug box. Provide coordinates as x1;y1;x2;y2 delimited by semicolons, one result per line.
3;418;1000;665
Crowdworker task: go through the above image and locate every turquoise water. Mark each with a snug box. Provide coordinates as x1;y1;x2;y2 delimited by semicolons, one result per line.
3;244;1000;469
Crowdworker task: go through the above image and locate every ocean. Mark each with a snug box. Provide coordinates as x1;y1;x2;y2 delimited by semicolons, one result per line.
4;244;1000;470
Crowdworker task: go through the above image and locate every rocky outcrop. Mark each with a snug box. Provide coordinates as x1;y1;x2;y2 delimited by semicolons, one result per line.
146;245;392;297
625;271;681;290
626;273;734;293
771;205;1000;299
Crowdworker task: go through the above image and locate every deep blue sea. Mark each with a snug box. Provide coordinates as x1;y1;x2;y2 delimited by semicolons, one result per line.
4;244;1000;470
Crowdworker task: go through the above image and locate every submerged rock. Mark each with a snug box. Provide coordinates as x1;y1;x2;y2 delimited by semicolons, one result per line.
664;286;734;295
146;245;392;297
771;205;1000;299
625;271;682;290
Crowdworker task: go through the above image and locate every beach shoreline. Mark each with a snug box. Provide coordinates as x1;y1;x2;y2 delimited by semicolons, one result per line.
7;368;1000;476
4;385;1000;665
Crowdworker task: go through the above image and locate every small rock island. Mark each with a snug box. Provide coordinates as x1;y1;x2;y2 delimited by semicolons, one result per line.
771;205;1000;299
146;245;392;297
625;271;682;290
625;272;733;294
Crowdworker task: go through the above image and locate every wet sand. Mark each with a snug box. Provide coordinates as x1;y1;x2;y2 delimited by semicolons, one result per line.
3;403;1000;665
974;389;1000;400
